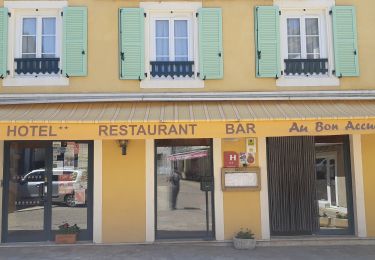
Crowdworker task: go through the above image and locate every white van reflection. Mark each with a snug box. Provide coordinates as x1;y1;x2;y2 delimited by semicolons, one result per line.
17;168;87;207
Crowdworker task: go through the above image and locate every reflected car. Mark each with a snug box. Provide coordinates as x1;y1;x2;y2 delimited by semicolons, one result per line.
17;168;87;207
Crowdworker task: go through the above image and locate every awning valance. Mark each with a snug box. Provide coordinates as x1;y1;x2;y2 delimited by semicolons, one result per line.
0;100;375;140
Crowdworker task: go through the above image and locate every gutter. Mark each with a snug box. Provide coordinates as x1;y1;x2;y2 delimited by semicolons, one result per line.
1;90;375;104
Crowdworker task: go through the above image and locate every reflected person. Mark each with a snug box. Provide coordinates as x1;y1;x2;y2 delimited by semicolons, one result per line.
170;169;181;210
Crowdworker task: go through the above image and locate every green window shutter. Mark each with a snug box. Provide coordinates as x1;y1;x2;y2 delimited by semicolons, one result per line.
62;7;87;77
198;8;223;80
255;6;280;78
119;8;145;80
0;8;8;78
332;6;359;77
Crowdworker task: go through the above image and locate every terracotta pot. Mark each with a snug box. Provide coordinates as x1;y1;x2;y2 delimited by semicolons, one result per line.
233;237;256;250
55;233;77;244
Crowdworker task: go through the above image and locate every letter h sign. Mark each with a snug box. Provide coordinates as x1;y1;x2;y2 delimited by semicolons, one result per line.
224;151;239;168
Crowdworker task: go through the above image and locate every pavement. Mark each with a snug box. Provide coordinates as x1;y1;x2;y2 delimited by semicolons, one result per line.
0;243;375;260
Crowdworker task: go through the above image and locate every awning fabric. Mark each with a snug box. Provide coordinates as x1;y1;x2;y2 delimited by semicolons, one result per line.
0;100;375;140
1;100;375;123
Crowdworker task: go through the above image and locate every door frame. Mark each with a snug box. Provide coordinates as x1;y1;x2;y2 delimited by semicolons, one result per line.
154;139;215;240
1;140;94;243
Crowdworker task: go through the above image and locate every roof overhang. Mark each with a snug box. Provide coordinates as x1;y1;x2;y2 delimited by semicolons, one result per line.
1;90;375;104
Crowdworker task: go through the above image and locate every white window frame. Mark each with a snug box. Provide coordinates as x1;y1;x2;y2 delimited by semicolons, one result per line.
4;1;68;87
140;1;203;89
150;15;193;62
16;13;60;62
274;0;339;87
285;15;325;59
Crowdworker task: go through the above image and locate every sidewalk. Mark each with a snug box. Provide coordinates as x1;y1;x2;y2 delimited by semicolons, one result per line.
0;243;375;260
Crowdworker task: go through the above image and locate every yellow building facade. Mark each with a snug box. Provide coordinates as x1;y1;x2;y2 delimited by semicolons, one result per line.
0;0;374;244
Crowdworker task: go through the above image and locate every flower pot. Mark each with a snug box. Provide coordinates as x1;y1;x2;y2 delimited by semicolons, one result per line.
55;233;77;244
233;237;256;250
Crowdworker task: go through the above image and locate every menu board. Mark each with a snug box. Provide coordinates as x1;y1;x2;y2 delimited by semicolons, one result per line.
221;167;260;191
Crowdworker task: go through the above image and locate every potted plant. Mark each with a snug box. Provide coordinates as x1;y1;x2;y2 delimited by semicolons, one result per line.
233;229;256;250
55;223;80;244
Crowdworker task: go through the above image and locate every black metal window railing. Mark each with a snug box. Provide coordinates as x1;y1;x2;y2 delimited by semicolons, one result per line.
14;58;60;75
284;59;329;76
150;61;194;78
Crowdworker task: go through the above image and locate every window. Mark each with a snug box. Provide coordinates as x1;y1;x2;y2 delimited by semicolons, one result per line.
118;3;223;88
255;1;358;87
15;15;60;75
2;2;87;87
150;15;194;79
283;14;328;77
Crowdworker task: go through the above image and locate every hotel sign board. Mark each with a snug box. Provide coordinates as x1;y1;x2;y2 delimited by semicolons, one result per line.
221;167;261;191
1;119;375;140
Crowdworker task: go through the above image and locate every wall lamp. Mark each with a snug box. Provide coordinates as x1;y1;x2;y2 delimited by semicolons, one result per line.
118;140;129;155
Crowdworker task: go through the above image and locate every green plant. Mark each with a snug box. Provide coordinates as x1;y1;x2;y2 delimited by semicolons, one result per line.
235;229;254;239
57;223;80;234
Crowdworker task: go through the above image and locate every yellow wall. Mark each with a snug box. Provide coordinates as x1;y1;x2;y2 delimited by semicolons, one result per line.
221;138;261;239
361;134;375;237
102;139;146;243
2;0;375;93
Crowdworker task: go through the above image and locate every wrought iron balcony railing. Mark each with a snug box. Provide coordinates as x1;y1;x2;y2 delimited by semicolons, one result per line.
284;58;329;76
14;58;60;75
150;61;194;78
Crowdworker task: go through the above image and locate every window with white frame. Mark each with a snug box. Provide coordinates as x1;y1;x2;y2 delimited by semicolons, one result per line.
282;12;328;76
15;12;60;76
150;14;195;79
3;1;69;87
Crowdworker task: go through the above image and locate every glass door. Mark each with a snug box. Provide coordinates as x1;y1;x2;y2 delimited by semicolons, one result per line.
2;141;51;242
155;139;215;240
2;141;93;242
315;136;354;235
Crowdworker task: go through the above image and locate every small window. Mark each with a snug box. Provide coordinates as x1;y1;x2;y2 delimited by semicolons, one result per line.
284;15;328;76
16;15;59;76
150;16;194;79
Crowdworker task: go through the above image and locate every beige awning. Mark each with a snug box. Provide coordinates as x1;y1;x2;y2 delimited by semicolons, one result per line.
0;100;375;123
0;100;375;140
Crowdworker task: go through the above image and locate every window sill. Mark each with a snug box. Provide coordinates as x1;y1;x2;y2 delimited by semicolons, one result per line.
276;76;339;87
140;79;204;89
2;76;69;87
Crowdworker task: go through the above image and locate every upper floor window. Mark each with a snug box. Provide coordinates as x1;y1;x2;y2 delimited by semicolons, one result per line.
16;15;60;75
150;14;194;79
255;2;359;87
1;2;87;87
119;3;223;89
282;12;328;77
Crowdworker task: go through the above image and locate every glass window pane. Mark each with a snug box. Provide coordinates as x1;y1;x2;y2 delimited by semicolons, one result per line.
306;18;319;35
7;144;46;239
22;36;36;54
42;18;56;35
23;18;36;35
306;36;320;55
174;20;188;37
156;38;169;59
287;18;300;36
156;20;169;37
52;142;89;231
175;38;188;57
288;37;301;55
288;53;301;59
156;143;214;239
42;36;55;54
